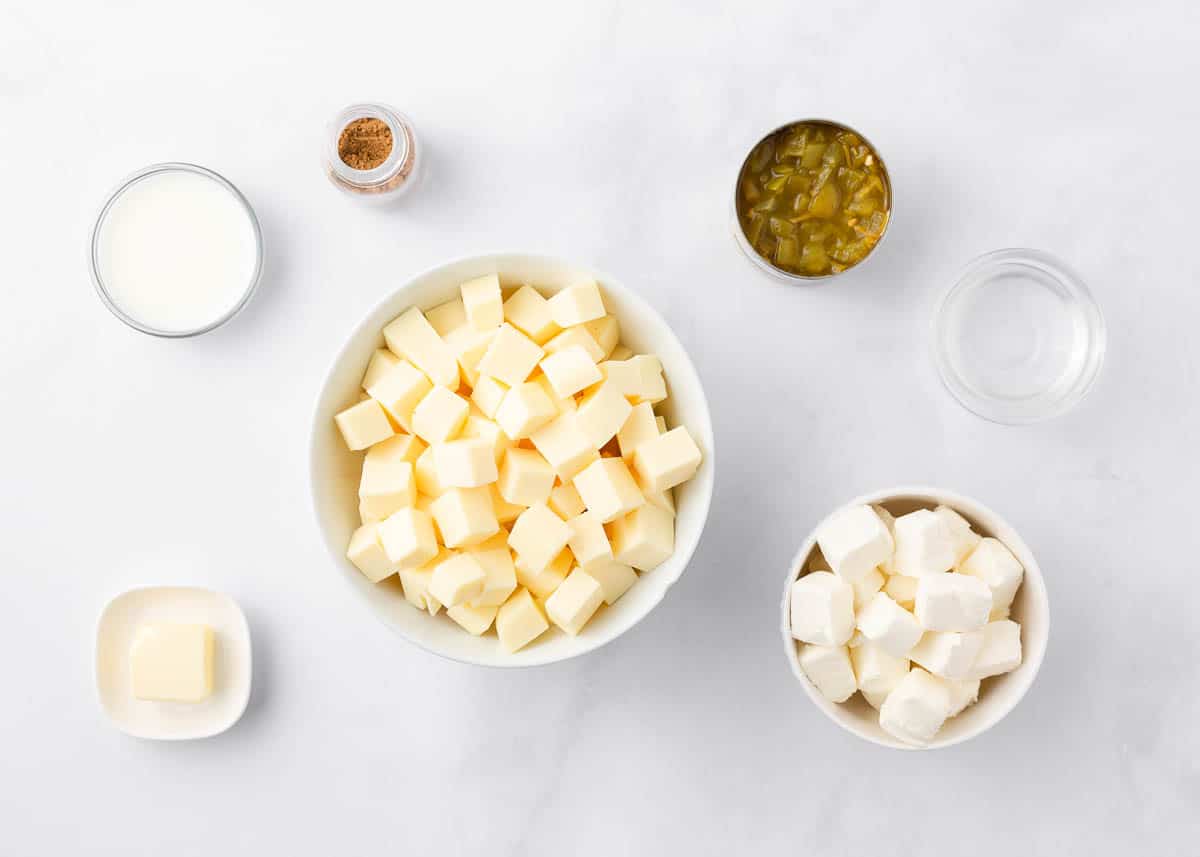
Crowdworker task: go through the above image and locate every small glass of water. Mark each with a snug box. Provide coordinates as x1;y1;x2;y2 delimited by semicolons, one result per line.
933;249;1106;424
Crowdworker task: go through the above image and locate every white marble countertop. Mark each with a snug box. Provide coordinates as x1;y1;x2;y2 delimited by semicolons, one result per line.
2;1;1196;853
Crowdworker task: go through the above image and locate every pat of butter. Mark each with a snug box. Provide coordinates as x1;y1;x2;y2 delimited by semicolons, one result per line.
130;623;215;703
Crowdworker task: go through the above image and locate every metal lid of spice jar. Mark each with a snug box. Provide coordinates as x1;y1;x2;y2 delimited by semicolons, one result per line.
325;103;421;200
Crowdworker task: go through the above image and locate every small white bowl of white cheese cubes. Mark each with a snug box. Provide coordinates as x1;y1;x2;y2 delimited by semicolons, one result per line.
781;487;1048;749
311;254;713;667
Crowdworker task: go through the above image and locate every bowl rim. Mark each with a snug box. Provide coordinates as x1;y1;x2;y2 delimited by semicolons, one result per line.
779;485;1050;750
308;251;716;668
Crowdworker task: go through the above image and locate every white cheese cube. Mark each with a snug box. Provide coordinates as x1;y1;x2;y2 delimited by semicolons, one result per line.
851;567;885;608
542;325;605;364
540;346;602;398
577;381;634;449
548;481;586;519
610;344;634;361
788;571;855;646
425;298;466;336
814;504;894;584
460;273;504;330
470;375;508;419
377;508;439;569
544;568;604;635
933;675;981;716
934;505;982;566
414;445;445;498
429;552;487;607
488;483;526;524
616;402;658;461
798;644;857;703
334;399;395;451
872;504;898;574
477;323;544;386
861;687;889;710
547;280;606;327
909;630;986;679
382;307;460;388
429;486;500;548
610;503;674;571
850;641;910;699
914;573;993;631
883;574;919;608
496;587;549;652
466;536;518;607
629;355;667;404
361;347;402;391
580;559;637;604
432;438;498;488
966;620;1022;679
530;412;599;481
130;623;214;703
566;510;613;567
509;503;571;573
631;427;701;495
495;381;557;440
893;509;957;577
366;360;432;432
515;548;571;598
574;458;645;524
582;316;619;359
958;537;1024;612
398;552;446;614
447;602;498;635
503;285;561;344
498;447;555;506
359;450;415;521
411;386;469;444
856;592;923;658
879;668;952;746
349;522;398;582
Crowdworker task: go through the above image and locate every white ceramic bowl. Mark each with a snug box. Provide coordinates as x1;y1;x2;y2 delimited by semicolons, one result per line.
310;253;715;667
780;486;1049;749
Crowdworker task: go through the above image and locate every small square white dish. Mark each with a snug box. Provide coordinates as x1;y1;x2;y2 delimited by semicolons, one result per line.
95;586;252;740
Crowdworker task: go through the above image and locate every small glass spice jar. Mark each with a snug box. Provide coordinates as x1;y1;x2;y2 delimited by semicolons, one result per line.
324;103;421;200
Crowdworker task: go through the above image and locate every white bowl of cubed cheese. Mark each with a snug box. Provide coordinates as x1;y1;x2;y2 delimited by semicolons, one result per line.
780;487;1049;749
310;253;714;667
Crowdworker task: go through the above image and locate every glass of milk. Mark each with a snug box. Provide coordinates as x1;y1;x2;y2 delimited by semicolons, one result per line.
90;163;264;337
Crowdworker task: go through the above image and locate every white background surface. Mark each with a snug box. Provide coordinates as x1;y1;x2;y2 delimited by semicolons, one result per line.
2;1;1196;853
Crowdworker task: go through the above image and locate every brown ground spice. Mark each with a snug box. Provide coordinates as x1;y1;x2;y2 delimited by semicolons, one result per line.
338;118;393;170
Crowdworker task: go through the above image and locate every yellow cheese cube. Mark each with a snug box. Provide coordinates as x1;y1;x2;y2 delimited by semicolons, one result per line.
470;375;508;419
377;507;439;568
433;438;499;488
544;568;604;635
543;326;605;363
655;415;667;433
429;552;487;607
346;522;398;582
547;280;605;327
460;273;504;331
611;503;675;571
645;486;675;517
495;381;557;440
467;535;518;607
630;355;667;404
576;381;633;449
447;602;499;635
359;448;416;521
597;359;641;399
430;486;500;548
361;347;402;391
617;402;659;460
462;414;510;464
582;316;619;360
515;548;572;598
503;285;561;344
509;503;571;573
581;559;637;605
411;385;470;444
130;623;215;702
366;360;432;432
334;399;395;451
444;325;495;388
540;346;602;398
632;426;702;494
477;323;544;387
530;412;599;481
425;298;466;336
376;433;425;465
488;483;526;524
532;374;575;412
574;458;645;523
398;551;447;614
498;447;556;506
496;587;550;652
566;510;612;567
610;344;634;361
548;481;586;519
414;445;446;498
382;306;460;388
